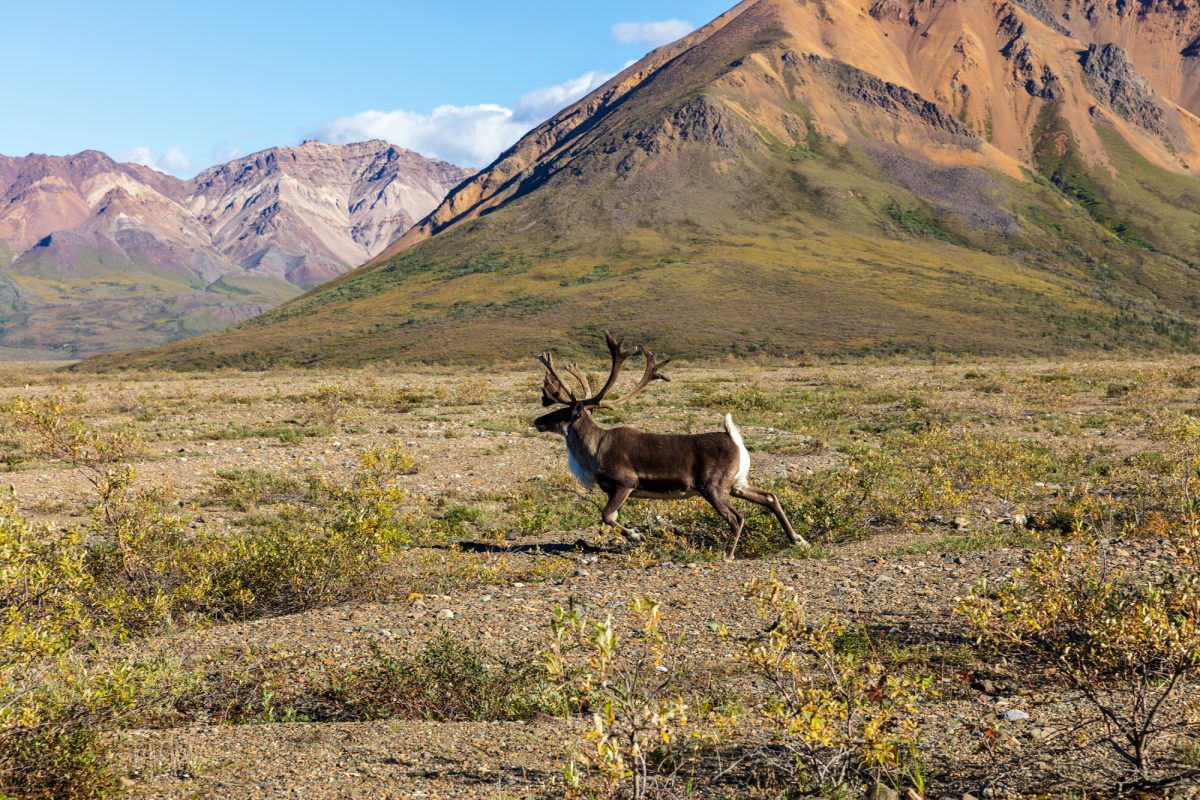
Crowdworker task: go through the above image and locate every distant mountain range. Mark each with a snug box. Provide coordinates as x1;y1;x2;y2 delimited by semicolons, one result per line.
88;0;1200;369
0;141;469;358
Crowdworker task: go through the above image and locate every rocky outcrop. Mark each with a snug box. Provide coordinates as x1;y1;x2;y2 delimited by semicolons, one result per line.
869;0;919;25
1079;43;1169;135
1000;10;1065;100
1012;0;1072;34
803;55;979;139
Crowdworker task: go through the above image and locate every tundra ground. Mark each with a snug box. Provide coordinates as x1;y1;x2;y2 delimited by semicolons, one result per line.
3;357;1200;799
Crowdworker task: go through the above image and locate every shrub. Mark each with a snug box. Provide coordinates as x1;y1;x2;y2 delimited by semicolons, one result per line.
0;403;426;798
959;535;1200;791
325;633;561;722
0;712;115;800
741;578;931;795
546;597;690;800
1;656;192;800
691;384;784;414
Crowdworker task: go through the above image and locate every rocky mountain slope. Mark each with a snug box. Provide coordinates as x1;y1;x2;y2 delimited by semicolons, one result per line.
91;0;1200;370
0;142;469;358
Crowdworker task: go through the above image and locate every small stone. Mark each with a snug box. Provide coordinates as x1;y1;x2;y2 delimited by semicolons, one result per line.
1000;708;1029;722
437;609;455;620
872;788;900;800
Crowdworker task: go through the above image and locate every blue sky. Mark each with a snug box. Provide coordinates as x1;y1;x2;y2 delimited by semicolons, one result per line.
3;1;733;175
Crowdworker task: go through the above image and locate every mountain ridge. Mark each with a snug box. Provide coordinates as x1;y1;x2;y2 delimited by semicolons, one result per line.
0;141;470;357
84;0;1200;370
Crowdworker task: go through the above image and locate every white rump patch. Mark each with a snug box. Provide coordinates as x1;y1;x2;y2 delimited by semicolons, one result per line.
724;414;751;490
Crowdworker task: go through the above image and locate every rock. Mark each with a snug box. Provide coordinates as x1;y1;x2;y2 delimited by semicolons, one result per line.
1080;43;1169;136
1000;708;1029;722
872;788;900;800
436;609;455;620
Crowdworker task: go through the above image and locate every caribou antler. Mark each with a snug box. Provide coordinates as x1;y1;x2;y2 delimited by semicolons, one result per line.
579;330;639;407
538;330;670;408
562;363;593;397
538;351;576;407
596;347;671;408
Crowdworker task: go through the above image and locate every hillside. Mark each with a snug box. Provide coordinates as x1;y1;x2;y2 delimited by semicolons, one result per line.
89;0;1200;370
0;142;469;358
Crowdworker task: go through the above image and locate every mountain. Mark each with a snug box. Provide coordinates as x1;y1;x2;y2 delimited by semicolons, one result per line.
0;141;469;358
88;0;1200;370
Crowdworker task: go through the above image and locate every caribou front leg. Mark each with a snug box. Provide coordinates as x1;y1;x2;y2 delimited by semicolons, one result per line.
601;485;641;542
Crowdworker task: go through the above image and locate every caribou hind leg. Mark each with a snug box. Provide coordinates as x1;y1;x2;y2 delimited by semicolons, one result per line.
703;489;745;560
732;484;808;547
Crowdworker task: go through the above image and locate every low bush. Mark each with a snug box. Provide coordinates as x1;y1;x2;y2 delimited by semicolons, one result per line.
960;417;1200;791
324;633;564;722
960;535;1200;791
546;597;690;800
0;399;425;798
741;578;932;795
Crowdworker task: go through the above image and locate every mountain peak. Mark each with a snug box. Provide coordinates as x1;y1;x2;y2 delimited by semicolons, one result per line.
0;140;471;357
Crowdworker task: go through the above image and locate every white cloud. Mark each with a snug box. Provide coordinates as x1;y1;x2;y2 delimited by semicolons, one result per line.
121;145;194;176
611;19;694;48
210;143;245;164
312;69;616;168
514;69;613;120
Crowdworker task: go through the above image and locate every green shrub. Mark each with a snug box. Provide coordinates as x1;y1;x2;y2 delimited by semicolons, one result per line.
691;384;784;414
546;597;690;800
326;633;563;722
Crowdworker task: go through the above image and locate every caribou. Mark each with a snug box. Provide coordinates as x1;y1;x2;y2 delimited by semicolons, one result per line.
533;331;807;559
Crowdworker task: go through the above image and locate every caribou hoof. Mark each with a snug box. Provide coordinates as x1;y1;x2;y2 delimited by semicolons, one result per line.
620;527;644;543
